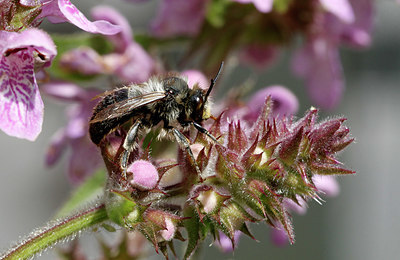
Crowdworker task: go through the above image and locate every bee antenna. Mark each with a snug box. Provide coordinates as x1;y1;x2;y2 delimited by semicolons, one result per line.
205;61;224;101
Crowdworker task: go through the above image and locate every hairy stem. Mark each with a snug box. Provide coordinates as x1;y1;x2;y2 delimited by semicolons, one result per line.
1;203;108;260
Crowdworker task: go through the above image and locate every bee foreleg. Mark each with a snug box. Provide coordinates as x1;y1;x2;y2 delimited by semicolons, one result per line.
192;122;219;144
121;120;141;172
172;128;202;178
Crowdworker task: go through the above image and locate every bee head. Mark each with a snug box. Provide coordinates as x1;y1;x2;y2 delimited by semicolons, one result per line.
189;89;209;122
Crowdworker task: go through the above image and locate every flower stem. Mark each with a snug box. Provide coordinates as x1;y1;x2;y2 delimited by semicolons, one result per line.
1;203;108;260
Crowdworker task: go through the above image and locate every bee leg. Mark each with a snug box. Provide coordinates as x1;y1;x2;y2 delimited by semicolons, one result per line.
172;128;202;178
192;122;219;144
121;120;141;176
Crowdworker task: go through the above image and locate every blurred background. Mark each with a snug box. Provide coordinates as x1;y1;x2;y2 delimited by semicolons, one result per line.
1;1;399;259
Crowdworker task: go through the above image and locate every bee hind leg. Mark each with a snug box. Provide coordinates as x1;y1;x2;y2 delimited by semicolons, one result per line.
121;120;141;176
172;128;203;178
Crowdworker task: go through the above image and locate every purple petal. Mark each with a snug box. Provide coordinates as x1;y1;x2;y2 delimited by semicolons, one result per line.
151;0;207;37
68;137;102;184
215;231;241;253
45;128;68;166
0;29;57;68
129;160;159;190
283;197;308;215
91;6;133;52
320;0;355;23
292;38;343;110
339;0;374;47
103;43;154;83
313;175;340;197
59;47;104;75
64;88;100;139
181;70;208;90
245;86;299;121
270;223;289;247
233;0;273;13
42;0;122;35
0;49;43;141
41;81;87;102
239;44;279;70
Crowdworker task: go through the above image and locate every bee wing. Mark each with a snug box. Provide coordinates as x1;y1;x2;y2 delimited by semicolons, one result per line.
90;91;166;123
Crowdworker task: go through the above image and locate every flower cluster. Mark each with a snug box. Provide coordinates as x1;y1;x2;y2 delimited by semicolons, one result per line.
98;91;354;257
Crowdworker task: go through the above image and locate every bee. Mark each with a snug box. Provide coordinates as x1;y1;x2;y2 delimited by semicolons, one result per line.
89;63;223;174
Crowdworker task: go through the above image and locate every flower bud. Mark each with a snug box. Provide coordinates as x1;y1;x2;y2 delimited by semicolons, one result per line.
128;160;159;190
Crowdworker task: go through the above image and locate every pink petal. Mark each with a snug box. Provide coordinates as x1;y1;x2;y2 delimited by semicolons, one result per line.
91;5;133;52
233;0;273;13
270;223;289;247
0;49;43;141
151;0;207;37
0;29;56;68
59;47;104;75
181;70;209;90
103;43;154;83
313;175;340;197
339;0;374;47
215;231;241;253
246;86;299;119
41;81;87;102
320;0;355;23
57;0;121;35
292;38;344;110
239;44;279;70
45;128;68;166
68;137;102;184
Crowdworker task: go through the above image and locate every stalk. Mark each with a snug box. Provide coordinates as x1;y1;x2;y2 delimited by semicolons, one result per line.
1;203;108;260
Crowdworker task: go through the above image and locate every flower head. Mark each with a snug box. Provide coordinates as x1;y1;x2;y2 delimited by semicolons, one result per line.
97;82;354;255
0;28;56;140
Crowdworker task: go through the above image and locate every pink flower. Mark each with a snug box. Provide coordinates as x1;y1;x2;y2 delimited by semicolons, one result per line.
292;0;373;109
151;0;208;37
0;28;56;141
292;36;343;110
42;82;102;184
233;0;273;13
39;0;121;35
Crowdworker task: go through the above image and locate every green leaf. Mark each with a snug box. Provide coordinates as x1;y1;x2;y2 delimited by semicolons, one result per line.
55;169;106;218
183;207;201;260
